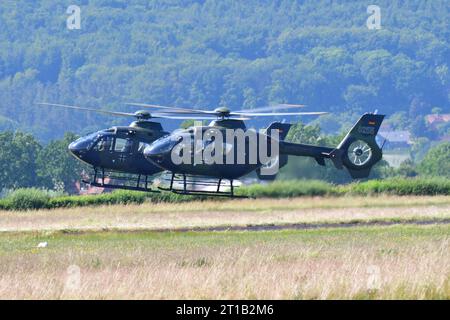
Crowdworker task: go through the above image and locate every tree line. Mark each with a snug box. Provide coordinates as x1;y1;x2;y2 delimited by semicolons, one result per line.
0;0;448;142
0;131;86;194
0;128;448;195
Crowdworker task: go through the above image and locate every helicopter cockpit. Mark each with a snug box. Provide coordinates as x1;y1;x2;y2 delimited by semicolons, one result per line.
68;127;162;179
76;129;142;150
68;128;113;152
68;132;100;154
92;134;134;153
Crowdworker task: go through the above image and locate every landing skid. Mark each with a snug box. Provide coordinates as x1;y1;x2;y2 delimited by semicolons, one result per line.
157;172;246;198
82;168;159;193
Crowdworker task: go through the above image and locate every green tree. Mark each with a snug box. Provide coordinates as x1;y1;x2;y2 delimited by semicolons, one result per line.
411;137;431;162
179;119;208;129
395;159;418;177
0;131;41;190
0;0;448;142
280;122;354;183
383;111;409;130
36;133;87;193
285;122;323;145
410;116;434;139
417;142;450;178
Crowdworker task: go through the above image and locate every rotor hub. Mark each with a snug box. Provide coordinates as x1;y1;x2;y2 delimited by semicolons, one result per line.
214;107;231;117
134;110;152;120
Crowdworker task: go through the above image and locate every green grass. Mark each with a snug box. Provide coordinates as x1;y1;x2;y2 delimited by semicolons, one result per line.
1;223;447;253
235;179;333;197
340;177;450;196
0;224;448;299
0;177;448;211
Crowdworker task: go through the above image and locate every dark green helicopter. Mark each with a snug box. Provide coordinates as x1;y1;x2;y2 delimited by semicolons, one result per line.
38;102;310;192
38;102;205;191
136;104;385;197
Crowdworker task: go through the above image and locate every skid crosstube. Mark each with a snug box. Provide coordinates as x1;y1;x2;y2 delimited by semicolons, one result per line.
157;172;246;198
82;167;159;193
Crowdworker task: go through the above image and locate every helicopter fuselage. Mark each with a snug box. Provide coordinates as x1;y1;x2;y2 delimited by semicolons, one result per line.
69;121;169;176
143;119;281;180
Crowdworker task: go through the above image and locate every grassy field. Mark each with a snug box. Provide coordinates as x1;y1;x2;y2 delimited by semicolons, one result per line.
0;196;448;232
1;177;449;211
0;196;449;299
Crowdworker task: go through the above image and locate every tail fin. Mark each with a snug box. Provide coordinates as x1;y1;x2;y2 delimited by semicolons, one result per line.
329;113;385;178
264;122;292;140
257;122;292;180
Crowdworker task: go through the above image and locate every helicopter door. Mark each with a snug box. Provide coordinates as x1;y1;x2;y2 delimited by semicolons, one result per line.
92;136;115;167
111;138;134;169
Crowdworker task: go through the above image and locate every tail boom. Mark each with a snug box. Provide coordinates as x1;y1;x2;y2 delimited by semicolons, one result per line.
279;113;385;179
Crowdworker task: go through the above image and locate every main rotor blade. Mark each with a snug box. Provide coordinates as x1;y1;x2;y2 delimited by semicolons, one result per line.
152;113;250;120
227;117;250;121
38;102;136;117
126;102;214;115
152;114;220;120
231;111;329;117
236;103;306;113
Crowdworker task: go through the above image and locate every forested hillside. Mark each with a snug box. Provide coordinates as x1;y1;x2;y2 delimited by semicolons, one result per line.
0;0;448;141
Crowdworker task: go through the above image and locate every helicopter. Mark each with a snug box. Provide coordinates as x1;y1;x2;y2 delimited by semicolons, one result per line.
135;104;385;197
38;102;312;192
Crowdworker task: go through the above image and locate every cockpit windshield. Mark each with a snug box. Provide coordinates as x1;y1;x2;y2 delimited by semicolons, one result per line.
148;134;181;154
72;132;99;150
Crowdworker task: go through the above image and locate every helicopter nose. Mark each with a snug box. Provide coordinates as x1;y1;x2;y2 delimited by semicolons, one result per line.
68;141;84;157
143;144;163;163
68;141;77;153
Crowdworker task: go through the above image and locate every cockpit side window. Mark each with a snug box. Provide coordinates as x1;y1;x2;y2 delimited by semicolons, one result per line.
114;138;133;153
93;136;114;152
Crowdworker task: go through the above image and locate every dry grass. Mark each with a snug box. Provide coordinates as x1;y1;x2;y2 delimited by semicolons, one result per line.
0;196;449;232
0;225;448;299
0;196;449;299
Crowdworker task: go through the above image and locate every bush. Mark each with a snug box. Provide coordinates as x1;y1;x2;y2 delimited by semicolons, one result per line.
147;191;207;203
0;199;8;210
3;188;50;210
236;180;335;198
49;190;148;208
0;178;448;211
342;177;450;196
48;189;208;208
238;178;449;198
